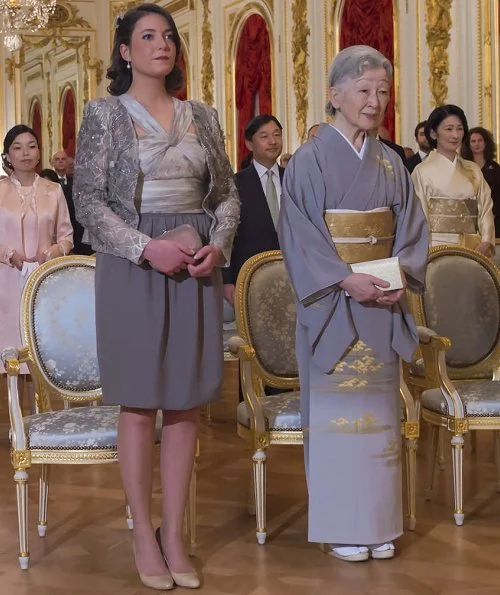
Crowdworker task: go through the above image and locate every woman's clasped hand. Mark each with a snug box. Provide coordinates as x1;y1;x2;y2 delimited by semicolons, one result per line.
143;239;223;277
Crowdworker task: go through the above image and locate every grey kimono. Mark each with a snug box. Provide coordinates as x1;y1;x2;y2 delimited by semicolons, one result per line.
278;125;428;545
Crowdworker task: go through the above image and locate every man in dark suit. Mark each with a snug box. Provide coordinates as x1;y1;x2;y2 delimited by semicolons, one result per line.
377;125;408;168
223;114;284;305
51;150;92;255
406;121;431;173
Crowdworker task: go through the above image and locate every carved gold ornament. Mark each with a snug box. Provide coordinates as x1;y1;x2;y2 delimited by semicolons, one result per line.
201;0;214;105
425;0;453;106
291;0;310;143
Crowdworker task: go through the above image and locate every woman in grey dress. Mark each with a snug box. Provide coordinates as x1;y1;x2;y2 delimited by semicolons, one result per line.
73;4;239;590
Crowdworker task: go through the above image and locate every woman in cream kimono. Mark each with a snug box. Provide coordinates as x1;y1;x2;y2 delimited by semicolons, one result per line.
0;125;73;374
412;104;495;256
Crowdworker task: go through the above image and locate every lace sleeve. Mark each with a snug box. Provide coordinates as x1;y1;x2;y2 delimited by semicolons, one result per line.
73;100;150;264
206;107;240;263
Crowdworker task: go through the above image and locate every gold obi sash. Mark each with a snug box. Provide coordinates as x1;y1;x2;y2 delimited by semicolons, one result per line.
324;209;394;264
428;197;478;234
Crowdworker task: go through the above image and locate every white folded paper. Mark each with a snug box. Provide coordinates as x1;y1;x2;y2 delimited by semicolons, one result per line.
348;256;403;293
20;261;39;287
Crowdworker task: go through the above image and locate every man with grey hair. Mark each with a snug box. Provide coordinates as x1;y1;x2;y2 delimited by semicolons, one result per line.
279;45;428;562
51;149;71;186
52;149;91;254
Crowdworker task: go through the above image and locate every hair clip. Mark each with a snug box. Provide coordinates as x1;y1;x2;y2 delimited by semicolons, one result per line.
115;15;123;29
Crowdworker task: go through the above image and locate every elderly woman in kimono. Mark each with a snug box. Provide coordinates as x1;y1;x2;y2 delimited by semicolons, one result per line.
278;45;428;562
412;104;495;255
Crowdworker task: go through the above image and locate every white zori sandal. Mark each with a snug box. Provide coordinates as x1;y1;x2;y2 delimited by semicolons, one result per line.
321;544;369;562
370;542;395;559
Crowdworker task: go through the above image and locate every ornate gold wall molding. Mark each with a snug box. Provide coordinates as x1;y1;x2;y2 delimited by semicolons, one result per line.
5;3;102;96
326;0;344;68
46;71;53;158
479;0;494;130
425;0;452;106
325;0;401;140
224;2;275;167
493;0;500;152
291;0;310;143
201;0;214;105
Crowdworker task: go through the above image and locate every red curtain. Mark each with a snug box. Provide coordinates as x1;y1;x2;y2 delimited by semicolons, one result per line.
62;88;76;158
174;49;188;101
235;14;272;168
340;0;396;140
31;100;42;173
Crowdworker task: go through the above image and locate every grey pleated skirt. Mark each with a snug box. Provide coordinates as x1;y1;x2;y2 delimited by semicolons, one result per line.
95;212;223;410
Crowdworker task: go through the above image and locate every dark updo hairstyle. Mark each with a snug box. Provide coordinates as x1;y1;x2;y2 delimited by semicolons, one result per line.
107;3;184;96
40;168;60;183
2;124;39;171
461;126;497;162
424;104;469;149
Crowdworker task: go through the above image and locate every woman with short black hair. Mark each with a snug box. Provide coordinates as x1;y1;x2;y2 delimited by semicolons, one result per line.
412;104;495;255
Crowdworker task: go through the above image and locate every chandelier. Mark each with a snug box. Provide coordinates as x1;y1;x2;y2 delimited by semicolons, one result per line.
0;0;57;52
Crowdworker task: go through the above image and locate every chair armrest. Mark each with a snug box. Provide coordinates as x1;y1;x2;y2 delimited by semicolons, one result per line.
228;335;267;435
1;347;29;451
416;326;465;418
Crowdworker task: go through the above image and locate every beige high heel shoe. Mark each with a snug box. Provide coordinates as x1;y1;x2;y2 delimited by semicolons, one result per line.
155;528;201;589
133;541;174;591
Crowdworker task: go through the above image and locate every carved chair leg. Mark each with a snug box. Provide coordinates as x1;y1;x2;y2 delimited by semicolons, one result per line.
15;469;29;569
405;438;418;531
247;471;256;516
125;499;133;530
451;433;465;526
438;427;446;469
38;465;50;537
426;424;440;500
253;449;267;545
494;431;500;492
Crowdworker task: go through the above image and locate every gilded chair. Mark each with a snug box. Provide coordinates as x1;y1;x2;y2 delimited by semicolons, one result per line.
412;246;500;525
1;255;196;569
230;250;420;544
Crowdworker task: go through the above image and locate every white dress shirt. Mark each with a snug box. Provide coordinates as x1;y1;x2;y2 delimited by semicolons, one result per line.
253;159;282;207
418;150;429;161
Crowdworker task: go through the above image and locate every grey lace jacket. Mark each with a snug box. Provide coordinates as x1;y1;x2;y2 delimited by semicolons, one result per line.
73;96;240;264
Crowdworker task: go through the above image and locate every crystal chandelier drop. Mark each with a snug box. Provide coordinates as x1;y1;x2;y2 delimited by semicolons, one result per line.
0;0;57;51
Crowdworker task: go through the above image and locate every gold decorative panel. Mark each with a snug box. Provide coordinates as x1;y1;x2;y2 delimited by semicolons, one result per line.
425;0;452;107
224;1;275;168
291;0;310;143
201;0;214;105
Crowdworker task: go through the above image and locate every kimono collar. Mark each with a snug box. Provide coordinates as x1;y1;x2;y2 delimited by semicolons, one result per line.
328;124;367;159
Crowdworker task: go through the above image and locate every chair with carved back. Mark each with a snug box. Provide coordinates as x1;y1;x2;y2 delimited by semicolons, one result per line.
229;250;420;544
1;255;197;569
410;246;500;525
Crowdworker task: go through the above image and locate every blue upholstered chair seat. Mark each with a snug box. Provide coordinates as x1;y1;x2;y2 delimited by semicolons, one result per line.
422;380;500;417
24;406;162;449
237;393;409;432
237;392;301;431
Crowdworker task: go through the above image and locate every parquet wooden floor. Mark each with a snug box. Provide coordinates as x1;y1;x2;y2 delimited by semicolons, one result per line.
2;362;500;594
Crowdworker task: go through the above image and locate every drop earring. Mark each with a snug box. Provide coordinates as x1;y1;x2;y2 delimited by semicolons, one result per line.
127;61;131;70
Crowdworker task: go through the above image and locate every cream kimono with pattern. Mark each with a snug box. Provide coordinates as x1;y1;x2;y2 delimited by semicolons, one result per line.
412;150;495;249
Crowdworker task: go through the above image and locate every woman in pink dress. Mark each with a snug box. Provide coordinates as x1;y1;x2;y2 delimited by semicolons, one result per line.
0;125;73;373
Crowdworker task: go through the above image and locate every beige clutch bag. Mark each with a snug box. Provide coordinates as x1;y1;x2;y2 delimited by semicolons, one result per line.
348;256;403;293
156;224;203;254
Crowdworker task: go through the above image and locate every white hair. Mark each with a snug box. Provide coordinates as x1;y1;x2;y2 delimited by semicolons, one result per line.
326;45;393;116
